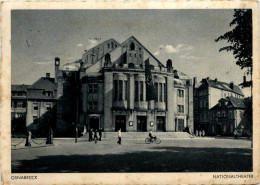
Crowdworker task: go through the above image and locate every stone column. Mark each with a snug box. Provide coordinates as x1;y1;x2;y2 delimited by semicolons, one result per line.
104;71;114;131
166;76;174;131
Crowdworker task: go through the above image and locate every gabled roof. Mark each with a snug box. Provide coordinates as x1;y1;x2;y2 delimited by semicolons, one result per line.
210;96;245;110
228;96;246;109
11;84;30;91
85;38;120;53
28;77;57;91
202;78;244;96
120;36;165;67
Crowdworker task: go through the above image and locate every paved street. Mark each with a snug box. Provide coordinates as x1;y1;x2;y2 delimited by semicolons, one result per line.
11;137;252;173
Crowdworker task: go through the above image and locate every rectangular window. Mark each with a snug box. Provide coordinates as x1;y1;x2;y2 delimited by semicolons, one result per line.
17;101;24;108
124;81;127;100
135;54;136;58
199;101;203;108
119;80;123;101
93;101;98;110
129;53;132;57
135;81;139;102
178;105;184;113
111;42;114;49
140;81;144;101
33;103;38;110
159;83;162;102
107;43;110;48
88;101;98;110
195;100;198;108
114;80;118;100
155;83;158;102
178;89;184;97
45;91;53;97
139;54;142;58
46;103;51;111
211;113;215;120
89;84;98;94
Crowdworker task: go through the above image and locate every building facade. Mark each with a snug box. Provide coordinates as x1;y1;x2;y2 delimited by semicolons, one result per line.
11;84;29;134
209;96;246;136
193;77;244;134
26;73;57;136
56;36;194;134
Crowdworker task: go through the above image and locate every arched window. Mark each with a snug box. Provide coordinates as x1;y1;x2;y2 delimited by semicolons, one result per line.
130;42;135;50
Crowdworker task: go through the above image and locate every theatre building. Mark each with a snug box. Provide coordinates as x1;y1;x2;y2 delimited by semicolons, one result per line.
56;36;194;134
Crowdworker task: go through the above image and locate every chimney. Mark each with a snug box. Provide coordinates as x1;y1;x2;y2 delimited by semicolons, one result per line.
230;81;234;89
166;59;173;72
55;57;60;83
173;70;179;79
46;73;50;78
215;78;217;82
193;77;197;86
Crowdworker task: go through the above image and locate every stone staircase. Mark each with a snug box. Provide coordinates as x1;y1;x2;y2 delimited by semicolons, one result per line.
81;132;192;139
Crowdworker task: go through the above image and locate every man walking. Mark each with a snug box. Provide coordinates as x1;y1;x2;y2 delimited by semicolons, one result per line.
117;128;121;145
89;128;93;142
94;129;98;143
98;128;102;141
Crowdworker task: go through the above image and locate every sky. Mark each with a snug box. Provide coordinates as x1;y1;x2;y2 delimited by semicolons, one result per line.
11;9;251;96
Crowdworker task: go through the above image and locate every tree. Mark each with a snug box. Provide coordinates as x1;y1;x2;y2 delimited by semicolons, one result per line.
215;9;252;70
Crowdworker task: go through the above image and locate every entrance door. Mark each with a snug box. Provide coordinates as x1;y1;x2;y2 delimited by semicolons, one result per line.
137;116;147;132
115;115;126;132
89;117;99;130
156;116;165;132
177;119;184;132
216;124;222;135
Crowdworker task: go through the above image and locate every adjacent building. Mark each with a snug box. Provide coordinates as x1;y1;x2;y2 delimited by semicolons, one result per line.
55;36;194;135
26;73;57;136
193;77;244;134
11;84;29;134
209;96;247;136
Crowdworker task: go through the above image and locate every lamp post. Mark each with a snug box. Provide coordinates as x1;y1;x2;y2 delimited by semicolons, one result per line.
241;67;252;148
75;71;79;143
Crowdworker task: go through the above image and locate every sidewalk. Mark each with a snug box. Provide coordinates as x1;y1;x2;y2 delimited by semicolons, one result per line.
11;136;218;149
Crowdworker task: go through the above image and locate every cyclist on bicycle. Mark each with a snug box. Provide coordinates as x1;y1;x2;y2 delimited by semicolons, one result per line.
149;130;156;140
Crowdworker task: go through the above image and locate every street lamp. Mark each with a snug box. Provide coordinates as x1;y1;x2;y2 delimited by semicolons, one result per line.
240;67;252;148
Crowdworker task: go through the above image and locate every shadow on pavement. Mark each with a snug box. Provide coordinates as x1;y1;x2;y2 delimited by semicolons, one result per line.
12;146;252;173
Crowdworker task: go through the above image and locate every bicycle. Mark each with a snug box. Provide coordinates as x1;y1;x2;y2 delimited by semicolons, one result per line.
145;137;161;144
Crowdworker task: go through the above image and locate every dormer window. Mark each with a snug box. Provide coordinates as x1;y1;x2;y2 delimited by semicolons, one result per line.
44;91;53;97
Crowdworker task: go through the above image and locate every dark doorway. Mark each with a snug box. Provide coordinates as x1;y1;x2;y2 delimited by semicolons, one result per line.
89;117;99;131
156;116;166;132
177;119;184;132
216;124;222;135
137;116;147;132
115;115;126;132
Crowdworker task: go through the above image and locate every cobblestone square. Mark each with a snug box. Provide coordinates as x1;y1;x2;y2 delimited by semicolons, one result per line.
11;137;252;173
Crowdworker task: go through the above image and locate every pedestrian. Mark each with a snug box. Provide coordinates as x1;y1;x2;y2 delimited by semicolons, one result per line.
202;130;205;137
89;128;93;142
117;128;121;145
94;129;98;143
98;128;102;141
198;130;202;137
195;129;198;137
234;129;238;139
